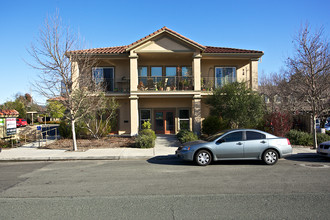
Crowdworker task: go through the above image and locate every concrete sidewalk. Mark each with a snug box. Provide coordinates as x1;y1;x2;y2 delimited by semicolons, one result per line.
0;135;180;161
0;136;317;162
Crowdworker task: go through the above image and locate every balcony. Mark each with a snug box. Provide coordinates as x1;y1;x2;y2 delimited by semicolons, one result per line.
96;78;130;93
201;76;236;91
137;76;194;91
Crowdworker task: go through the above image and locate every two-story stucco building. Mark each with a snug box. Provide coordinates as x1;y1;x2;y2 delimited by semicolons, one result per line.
69;27;263;136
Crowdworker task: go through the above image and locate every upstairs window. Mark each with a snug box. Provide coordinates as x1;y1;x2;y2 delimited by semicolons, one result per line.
215;67;236;88
92;67;114;92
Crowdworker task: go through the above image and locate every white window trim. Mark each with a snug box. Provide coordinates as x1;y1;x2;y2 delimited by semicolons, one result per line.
178;109;190;130
140;109;152;129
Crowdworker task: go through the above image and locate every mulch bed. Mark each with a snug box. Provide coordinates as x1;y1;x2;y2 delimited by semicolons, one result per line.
41;137;136;150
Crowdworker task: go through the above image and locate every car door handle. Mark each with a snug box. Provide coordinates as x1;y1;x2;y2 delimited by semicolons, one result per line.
260;141;266;144
236;142;243;145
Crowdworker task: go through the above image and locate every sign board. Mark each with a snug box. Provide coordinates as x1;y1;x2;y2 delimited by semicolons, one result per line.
6;118;16;136
37;126;42;131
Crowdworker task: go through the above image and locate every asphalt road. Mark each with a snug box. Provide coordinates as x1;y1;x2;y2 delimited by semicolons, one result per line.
0;156;329;219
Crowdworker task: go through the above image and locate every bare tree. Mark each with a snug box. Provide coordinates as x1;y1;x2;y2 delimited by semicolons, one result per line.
286;24;330;148
28;12;105;151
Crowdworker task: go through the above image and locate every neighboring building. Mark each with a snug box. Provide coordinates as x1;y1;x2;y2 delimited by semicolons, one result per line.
69;27;263;136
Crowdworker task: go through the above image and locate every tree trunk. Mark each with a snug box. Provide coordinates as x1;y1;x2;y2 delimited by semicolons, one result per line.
312;114;318;149
71;119;78;151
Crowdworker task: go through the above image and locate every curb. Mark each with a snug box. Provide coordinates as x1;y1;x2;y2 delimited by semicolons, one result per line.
0;155;159;162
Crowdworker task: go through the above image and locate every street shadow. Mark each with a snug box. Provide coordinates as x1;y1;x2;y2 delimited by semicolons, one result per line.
285;153;330;163
147;156;265;166
147;156;195;166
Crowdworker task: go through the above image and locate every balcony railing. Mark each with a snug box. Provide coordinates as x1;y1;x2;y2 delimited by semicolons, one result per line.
95;78;130;93
201;76;237;91
138;76;194;91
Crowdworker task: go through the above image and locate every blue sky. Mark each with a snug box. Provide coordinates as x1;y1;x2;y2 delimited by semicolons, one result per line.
1;0;329;105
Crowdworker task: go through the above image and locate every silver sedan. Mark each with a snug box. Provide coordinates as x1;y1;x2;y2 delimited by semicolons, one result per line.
176;129;292;166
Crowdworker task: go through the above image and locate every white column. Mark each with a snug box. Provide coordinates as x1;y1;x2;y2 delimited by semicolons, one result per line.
250;59;259;91
192;95;202;135
193;53;202;91
129;51;138;92
129;95;139;136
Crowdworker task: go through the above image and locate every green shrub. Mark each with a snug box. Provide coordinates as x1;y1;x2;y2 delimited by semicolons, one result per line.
286;130;312;146
141;121;151;129
136;134;155;148
139;129;156;140
177;130;198;143
326;130;330;136
286;130;330;146
317;133;330;144
58;120;88;139
202;116;227;136
0;140;11;148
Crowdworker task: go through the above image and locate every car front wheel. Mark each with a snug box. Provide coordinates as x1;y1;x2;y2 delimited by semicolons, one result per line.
263;149;278;165
195;150;212;166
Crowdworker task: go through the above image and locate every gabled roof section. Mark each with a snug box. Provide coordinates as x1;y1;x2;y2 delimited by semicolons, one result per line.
67;27;263;56
126;26;206;51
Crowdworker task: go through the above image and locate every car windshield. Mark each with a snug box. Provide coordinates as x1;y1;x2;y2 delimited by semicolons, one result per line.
206;130;229;142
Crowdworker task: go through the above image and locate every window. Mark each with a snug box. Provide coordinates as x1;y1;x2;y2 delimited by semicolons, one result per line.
138;67;148;77
179;109;190;130
215;67;236;88
222;131;243;142
92;67;114;92
166;67;176;87
246;131;266;140
138;67;148;87
166;67;176;76
151;67;162;83
140;109;151;129
181;67;192;77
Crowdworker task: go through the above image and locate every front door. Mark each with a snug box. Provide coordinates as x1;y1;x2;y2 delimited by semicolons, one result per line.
155;110;175;134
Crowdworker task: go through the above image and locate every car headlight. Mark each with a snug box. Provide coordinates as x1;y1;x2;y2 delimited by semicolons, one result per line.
182;146;191;151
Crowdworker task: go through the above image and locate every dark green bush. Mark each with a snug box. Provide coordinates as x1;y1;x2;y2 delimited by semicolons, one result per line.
139;129;156;140
202;116;227;136
136;134;155;148
317;133;330;144
286;130;330;146
58;120;88;139
176;130;198;143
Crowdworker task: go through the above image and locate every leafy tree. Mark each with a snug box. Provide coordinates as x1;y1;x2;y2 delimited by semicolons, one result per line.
2;100;26;118
206;82;265;129
47;100;65;119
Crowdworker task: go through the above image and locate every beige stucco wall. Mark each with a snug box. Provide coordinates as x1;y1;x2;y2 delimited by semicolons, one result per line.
116;98;130;135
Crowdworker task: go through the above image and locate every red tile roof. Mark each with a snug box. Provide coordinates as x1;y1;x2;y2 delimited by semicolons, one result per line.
70;45;128;54
68;27;263;55
204;46;263;54
0;109;19;117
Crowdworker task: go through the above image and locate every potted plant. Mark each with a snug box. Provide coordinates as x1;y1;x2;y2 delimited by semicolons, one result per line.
157;81;164;91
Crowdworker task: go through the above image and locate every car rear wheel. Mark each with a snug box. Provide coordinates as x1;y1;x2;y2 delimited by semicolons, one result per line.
195;150;212;166
263;149;278;165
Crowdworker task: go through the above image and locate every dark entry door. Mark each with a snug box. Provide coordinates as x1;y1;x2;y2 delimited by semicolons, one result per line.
155;110;175;134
